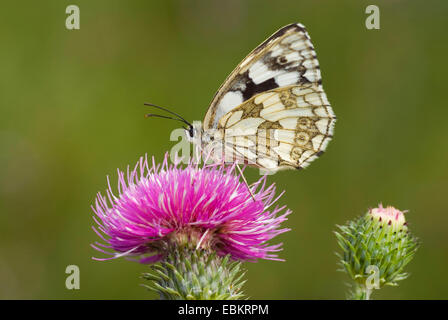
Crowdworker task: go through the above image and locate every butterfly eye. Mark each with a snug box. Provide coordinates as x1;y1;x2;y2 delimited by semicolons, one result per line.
188;126;195;138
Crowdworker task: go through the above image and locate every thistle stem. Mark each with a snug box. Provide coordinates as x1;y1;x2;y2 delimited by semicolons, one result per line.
350;284;372;300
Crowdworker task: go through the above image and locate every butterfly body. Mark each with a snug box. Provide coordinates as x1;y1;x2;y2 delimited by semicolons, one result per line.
186;23;336;172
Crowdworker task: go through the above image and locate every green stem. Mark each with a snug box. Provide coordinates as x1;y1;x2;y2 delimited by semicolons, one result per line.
142;245;246;300
350;284;372;300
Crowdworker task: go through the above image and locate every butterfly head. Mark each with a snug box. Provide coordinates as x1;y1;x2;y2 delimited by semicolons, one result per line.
185;121;205;146
186;125;195;140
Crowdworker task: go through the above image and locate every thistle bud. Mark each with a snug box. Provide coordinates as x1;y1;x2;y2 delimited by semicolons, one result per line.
335;204;419;299
369;205;407;232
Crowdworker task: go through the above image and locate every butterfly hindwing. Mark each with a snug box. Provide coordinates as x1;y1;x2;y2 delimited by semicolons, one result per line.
216;85;335;170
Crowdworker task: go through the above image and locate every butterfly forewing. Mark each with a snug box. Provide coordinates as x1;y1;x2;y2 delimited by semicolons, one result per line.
204;23;322;130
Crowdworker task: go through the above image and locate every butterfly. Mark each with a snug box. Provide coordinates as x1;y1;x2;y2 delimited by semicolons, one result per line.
146;23;336;173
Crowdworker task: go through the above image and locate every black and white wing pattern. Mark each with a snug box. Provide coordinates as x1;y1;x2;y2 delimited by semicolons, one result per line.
201;23;336;172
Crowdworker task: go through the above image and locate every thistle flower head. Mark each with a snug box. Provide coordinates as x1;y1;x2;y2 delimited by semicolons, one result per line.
369;204;407;232
92;154;291;264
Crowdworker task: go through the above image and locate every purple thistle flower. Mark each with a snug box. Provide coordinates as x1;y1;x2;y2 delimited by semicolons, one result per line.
92;154;291;264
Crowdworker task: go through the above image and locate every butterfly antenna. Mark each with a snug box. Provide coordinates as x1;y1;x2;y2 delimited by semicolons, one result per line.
143;103;192;127
144;113;190;128
236;164;256;202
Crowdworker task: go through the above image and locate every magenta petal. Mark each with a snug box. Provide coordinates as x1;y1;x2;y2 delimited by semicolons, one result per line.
91;153;290;263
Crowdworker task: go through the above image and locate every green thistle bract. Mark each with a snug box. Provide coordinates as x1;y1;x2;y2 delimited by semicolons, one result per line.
142;245;246;300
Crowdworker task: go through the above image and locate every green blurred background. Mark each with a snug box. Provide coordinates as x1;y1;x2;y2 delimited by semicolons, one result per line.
1;0;447;299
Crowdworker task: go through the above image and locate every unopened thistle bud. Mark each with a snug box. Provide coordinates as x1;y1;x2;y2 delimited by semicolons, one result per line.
335;204;419;300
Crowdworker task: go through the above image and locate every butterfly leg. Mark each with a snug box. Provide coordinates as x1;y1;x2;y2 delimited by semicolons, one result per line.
236;163;256;202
